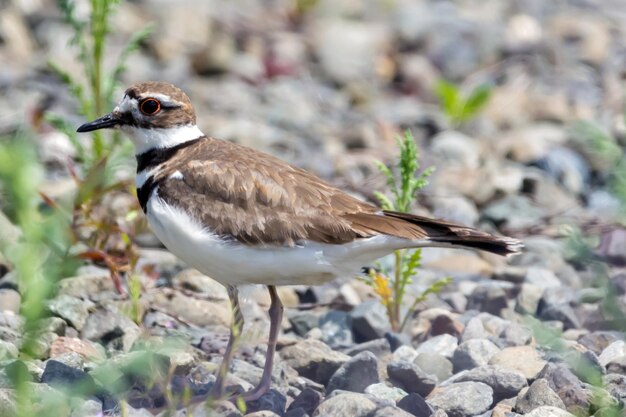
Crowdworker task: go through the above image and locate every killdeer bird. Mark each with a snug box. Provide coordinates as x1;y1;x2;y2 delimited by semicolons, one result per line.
77;81;522;402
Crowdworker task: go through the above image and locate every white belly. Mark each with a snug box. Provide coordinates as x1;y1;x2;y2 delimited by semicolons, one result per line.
146;190;412;286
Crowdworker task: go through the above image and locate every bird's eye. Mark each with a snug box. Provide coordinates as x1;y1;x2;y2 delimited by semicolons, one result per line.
140;98;161;115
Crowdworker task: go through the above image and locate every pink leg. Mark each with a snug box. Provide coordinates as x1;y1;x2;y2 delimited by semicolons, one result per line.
241;285;283;402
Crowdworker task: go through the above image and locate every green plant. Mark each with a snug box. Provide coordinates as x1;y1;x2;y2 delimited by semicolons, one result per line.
363;130;449;332
43;0;152;301
527;316;624;417
0;135;78;417
571;120;626;219
48;0;152;163
434;79;492;126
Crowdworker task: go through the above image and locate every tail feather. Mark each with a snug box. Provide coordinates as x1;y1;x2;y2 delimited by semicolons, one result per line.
343;210;523;256
382;210;523;256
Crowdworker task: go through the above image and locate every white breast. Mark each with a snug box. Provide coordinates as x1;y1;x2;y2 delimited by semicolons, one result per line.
145;189;413;286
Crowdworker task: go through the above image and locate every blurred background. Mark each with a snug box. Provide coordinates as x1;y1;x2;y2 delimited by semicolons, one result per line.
1;1;626;416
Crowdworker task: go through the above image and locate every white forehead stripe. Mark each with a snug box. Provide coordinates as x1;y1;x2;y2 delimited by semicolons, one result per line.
114;95;137;113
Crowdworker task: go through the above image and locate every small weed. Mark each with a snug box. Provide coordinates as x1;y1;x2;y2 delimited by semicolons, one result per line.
527;316;624;417
570;120;626;219
435;79;492;126
363;130;449;332
44;0;152;302
0;135;77;417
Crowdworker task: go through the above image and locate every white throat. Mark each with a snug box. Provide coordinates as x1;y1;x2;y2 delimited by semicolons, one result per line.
122;124;205;154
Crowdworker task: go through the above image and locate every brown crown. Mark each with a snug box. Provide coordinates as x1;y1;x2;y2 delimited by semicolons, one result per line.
124;81;196;128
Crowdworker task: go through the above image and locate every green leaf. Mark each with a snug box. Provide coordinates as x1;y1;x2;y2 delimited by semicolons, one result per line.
374;191;395;211
75;156;108;206
460;83;492;121
435;80;461;120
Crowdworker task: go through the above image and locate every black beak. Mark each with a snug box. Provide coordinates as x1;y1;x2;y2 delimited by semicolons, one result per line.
76;113;120;133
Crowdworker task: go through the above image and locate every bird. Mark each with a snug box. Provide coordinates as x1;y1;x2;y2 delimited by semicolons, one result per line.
77;81;522;402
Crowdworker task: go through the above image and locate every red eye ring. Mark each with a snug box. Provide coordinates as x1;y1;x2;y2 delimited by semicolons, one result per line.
140;98;161;115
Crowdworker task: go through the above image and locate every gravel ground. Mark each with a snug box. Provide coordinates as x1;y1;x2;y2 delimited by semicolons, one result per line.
1;0;626;416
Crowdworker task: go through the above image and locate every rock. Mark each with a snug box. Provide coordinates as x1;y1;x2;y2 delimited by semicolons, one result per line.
0;389;16;417
578;332;624;356
515;283;544;315
536;363;591;414
396;392;434;417
50;337;103;361
288;311;320;337
606;356;626;374
0;289;20;314
57;272;117;299
326;351;379;394
461;317;489;342
535;146;590;195
427;382;493;417
387;360;436;396
48;351;84;371
40;317;67;336
452;339;500;372
312;19;389;85
246;389;286;416
350;300;390;342
603;373;626;402
41;360;97;393
505;14;543;50
548;13;610;66
599;341;626;367
319;310;353;349
0;311;21;331
522;406;576;417
415;334;458;359
429;314;464;338
171;269;228;298
482;195;545;230
344;338;391;359
365;383;407;404
525;267;562;290
287;387;322;416
500;323;533;347
489;346;547;379
47;295;91;331
313;392;377;417
425;255;494;278
81;308;140;352
431;195;479;227
0;340;18;360
514;378;566;414
456;365;527;403
367;405;416;417
245;412;281;417
430;131;480;170
284;407;307;417
70;399;103;417
149;291;230;327
587;190;622;222
537;300;581;330
392;345;419;363
413;353;453;383
280;339;349;385
467;285;509;316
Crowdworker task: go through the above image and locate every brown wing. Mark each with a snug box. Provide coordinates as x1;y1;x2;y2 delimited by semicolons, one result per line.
155;138;401;246
154;137;520;255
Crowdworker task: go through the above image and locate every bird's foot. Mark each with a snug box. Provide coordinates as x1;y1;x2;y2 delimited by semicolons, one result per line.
224;380;270;403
